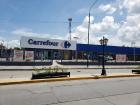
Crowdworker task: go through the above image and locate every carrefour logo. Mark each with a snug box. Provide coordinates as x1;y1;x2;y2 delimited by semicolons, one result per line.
61;41;71;48
28;39;58;46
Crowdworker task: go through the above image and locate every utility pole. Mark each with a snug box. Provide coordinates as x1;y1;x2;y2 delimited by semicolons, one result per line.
87;0;97;68
131;41;136;62
68;18;72;41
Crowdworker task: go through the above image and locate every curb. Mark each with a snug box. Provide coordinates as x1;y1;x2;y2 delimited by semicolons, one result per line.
0;67;137;71
1;74;140;86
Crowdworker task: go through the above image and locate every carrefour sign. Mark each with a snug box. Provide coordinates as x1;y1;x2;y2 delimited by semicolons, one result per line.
20;36;76;50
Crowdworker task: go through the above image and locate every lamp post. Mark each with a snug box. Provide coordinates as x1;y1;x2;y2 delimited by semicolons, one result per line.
99;36;108;75
87;0;97;68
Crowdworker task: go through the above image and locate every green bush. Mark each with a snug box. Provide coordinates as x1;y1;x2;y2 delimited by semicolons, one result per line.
33;66;67;74
136;65;140;69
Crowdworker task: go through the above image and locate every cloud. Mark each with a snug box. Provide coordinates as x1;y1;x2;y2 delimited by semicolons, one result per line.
117;15;140;45
71;16;121;45
99;4;117;14
92;16;119;33
12;28;64;40
12;28;45;38
9;28;66;48
72;14;140;46
0;36;6;45
0;39;20;49
8;40;20;48
116;0;140;46
71;0;140;47
123;0;140;14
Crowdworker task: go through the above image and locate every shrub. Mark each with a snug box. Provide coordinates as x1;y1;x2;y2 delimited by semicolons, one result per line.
94;75;99;79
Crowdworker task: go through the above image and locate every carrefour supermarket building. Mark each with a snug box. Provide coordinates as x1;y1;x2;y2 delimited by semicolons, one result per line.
20;36;140;61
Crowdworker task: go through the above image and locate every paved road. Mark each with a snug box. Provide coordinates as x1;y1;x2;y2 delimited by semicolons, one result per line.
0;77;140;105
0;69;132;79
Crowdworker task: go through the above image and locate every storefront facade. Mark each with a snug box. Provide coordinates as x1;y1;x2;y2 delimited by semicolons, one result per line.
20;36;76;60
19;36;140;61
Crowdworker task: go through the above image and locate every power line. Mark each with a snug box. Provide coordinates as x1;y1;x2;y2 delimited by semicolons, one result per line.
34;20;82;24
0;20;82;24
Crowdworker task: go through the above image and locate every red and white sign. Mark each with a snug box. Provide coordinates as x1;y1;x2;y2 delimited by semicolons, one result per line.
14;50;23;61
25;51;34;61
116;54;127;62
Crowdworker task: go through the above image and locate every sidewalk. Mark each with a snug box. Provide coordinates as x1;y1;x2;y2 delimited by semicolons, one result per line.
0;65;138;70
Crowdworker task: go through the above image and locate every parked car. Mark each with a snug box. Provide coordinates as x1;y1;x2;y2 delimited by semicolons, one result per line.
96;55;113;62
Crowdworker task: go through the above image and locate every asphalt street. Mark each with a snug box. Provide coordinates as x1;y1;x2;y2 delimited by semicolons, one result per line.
0;77;140;105
0;69;132;79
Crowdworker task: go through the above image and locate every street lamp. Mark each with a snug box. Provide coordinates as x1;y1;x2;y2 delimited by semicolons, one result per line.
99;36;108;75
87;0;98;68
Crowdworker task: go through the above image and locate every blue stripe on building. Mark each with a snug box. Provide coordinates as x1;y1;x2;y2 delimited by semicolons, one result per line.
77;44;140;55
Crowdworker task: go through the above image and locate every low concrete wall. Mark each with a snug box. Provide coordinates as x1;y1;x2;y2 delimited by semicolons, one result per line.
57;61;140;65
0;61;52;66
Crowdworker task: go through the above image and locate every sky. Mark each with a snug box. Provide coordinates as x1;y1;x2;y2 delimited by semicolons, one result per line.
0;0;140;48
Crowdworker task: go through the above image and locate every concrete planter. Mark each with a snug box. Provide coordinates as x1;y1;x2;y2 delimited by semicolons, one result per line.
31;71;70;79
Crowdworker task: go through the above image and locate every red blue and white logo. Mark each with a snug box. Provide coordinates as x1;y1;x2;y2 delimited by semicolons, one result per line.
61;41;71;48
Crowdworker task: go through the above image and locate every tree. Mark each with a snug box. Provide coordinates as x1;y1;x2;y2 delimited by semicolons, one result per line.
0;43;6;49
